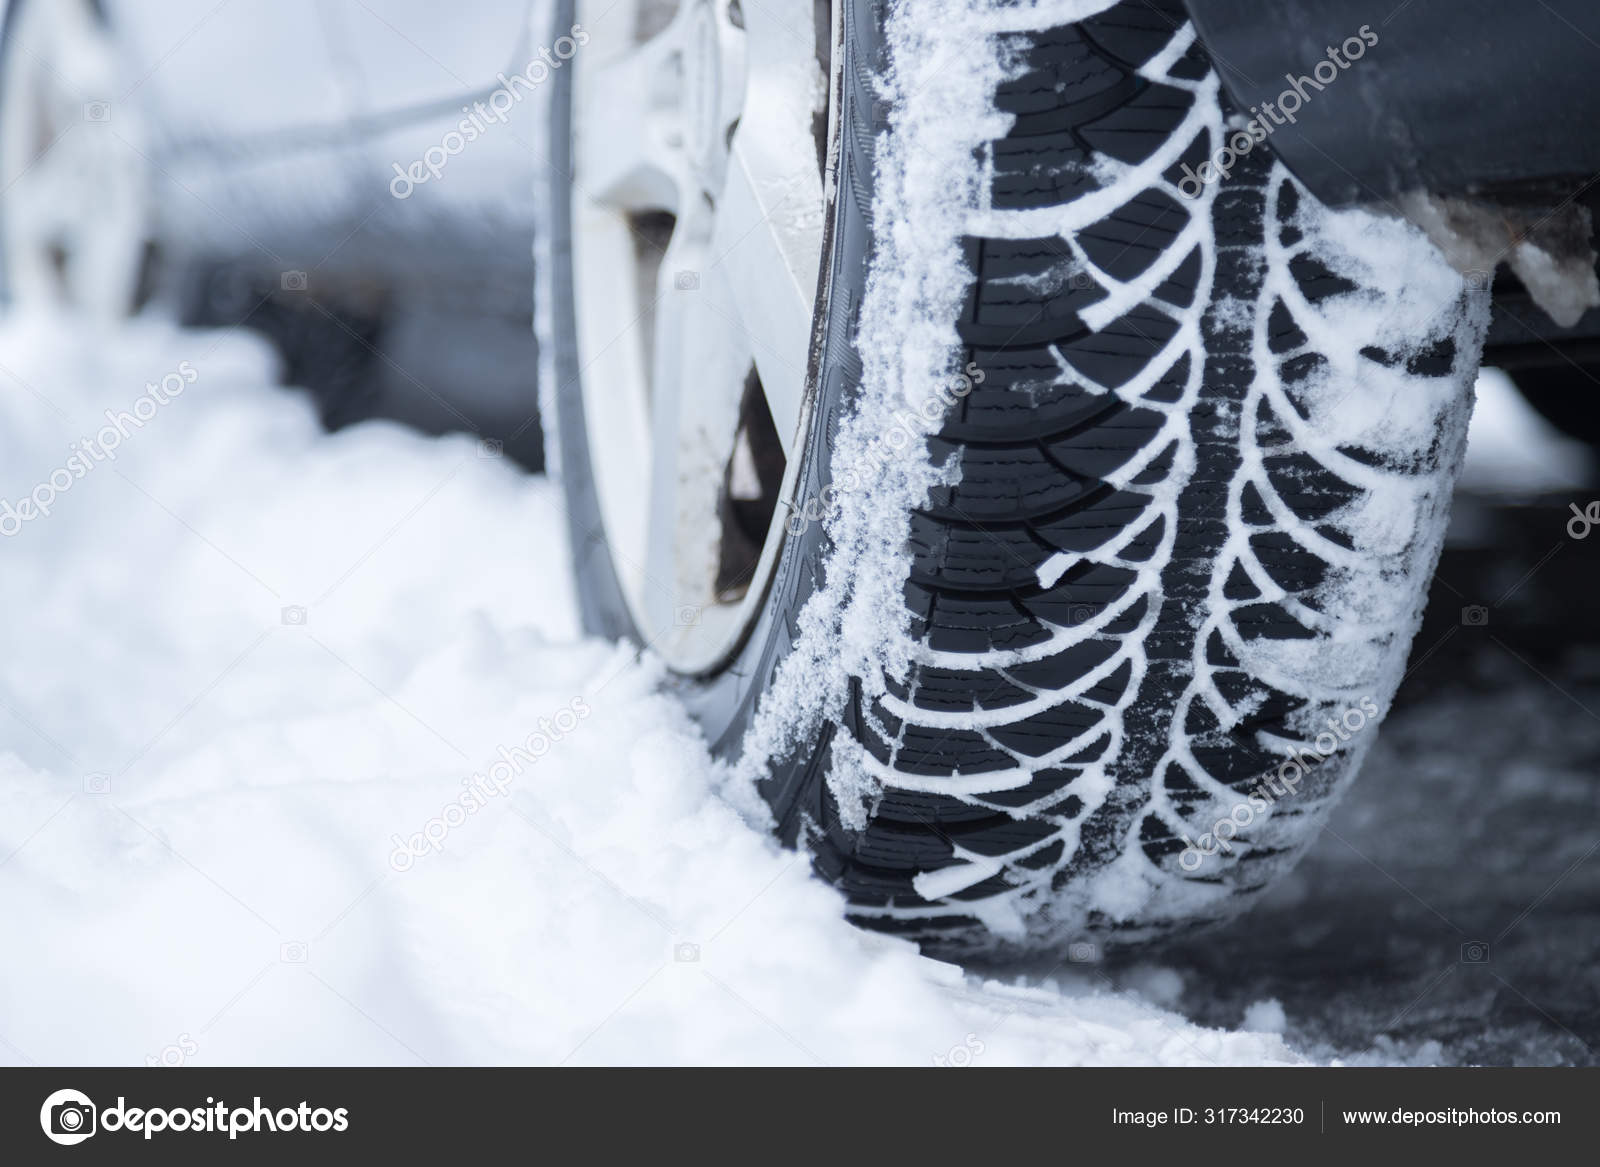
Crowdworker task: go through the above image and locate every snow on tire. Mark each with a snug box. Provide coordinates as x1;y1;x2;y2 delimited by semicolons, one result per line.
756;0;1487;955
550;0;1489;956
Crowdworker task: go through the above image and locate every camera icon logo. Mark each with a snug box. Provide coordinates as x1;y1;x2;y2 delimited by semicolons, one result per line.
83;772;111;795
476;438;503;460
40;1088;96;1146
1067;940;1099;963
280;940;309;963
1461;605;1489;627
1461;940;1490;964
281;270;309;292
673;270;699;291
82;101;111;123
675;606;700;627
1463;268;1491;292
281;605;308;626
673;942;700;963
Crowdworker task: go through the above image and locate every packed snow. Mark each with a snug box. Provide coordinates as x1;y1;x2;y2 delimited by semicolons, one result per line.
0;311;1309;1066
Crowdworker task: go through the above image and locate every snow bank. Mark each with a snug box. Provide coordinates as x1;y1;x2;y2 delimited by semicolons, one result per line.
0;311;1300;1065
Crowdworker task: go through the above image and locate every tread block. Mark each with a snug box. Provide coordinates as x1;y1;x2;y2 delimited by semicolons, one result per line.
1079;82;1194;166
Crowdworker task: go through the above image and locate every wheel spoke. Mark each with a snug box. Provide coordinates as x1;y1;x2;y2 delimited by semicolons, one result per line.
572;7;693;214
643;228;754;641
705;1;824;456
708;137;823;459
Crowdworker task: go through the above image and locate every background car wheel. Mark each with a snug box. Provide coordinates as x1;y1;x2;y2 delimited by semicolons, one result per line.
543;0;1488;955
0;0;152;318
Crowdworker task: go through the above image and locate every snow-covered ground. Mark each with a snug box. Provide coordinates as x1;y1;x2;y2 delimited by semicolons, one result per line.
2;313;1592;1066
0;313;1306;1066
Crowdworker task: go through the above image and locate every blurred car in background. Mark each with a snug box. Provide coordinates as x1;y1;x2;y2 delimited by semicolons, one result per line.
6;0;1596;478
0;0;546;465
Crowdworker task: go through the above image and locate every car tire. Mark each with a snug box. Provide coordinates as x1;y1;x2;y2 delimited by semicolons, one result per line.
542;0;1488;955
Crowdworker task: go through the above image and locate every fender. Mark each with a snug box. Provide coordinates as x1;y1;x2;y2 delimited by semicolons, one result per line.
1180;0;1600;206
1182;0;1600;355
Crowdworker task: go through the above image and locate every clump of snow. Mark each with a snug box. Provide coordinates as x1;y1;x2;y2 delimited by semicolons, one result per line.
1241;998;1287;1035
1398;191;1600;329
0;309;1305;1065
1508;238;1600;329
1123;965;1186;1010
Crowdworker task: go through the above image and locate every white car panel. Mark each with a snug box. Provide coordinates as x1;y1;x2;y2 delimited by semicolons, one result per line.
322;0;536;115
101;0;358;139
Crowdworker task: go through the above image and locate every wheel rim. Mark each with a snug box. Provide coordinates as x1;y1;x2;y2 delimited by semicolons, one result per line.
571;0;834;674
0;0;148;318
